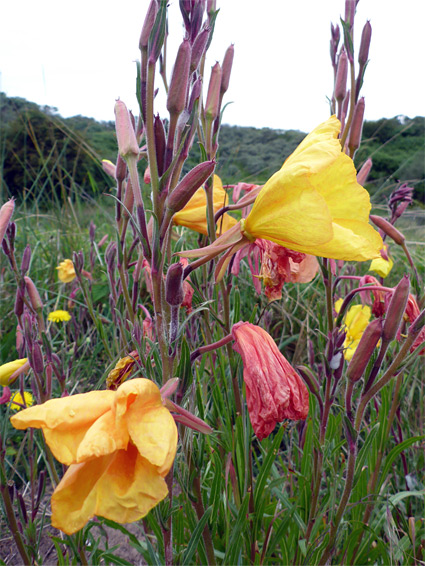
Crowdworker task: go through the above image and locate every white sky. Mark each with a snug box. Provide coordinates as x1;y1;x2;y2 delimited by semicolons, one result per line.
1;1;423;133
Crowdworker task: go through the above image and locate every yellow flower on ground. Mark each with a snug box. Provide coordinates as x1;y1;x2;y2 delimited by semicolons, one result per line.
9;391;34;411
369;244;393;277
10;378;178;535
48;310;72;323
242;116;383;261
56;259;76;283
173;174;237;236
0;358;28;386
335;298;371;361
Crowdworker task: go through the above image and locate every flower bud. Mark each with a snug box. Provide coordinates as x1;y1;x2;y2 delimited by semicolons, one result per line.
370;215;405;245
139;0;158;49
348;97;365;155
148;0;167;64
165;262;184;306
382;275;410;344
358;21;372;66
191;27;210;72
0;199;14;244
24;276;43;311
345;0;355;29
187;77;203;114
167;160;215;213
30;342;44;376
123;179;135;217
221;44;234;94
335;50;348;101
167;39;191;117
357;158;372;185
101;159;116;178
346;318;382;382
116;153;127;183
114;100;139;158
154;115;166;176
20;245;31;276
205;62;222;121
408;309;425;338
14;288;24;317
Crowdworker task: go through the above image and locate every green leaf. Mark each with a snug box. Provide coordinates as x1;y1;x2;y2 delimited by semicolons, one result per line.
181;506;213;565
378;435;425;491
254;426;284;509
224;493;250;565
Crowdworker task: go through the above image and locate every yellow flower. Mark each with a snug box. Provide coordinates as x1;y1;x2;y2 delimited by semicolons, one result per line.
0;358;28;386
242;116;383;261
56;259;76;283
48;310;72;323
9;391;34;411
173;174;237;236
335;298;371;361
10;378;178;535
369;245;393;277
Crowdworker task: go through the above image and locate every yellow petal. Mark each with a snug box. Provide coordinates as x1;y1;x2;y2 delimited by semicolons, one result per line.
370;255;393;278
244;116;383;261
76;410;129;463
173;174;237;236
345;304;371;340
11;391;115;465
51;445;169;534
114;378;177;474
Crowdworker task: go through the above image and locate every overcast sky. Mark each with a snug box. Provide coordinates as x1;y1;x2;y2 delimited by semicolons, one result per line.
1;0;423;133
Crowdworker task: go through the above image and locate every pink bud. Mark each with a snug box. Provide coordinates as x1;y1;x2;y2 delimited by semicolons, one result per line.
358;21;372;66
165;263;184;306
144;166;151;184
370;215;405;245
114;100;139;158
191;27;210;72
24;276;43;310
0;199;15;244
346;318;382;382
334;50;348;101
167;160;216;213
205;62;222;121
221;44;234;94
382;275;410;344
139;0;158;49
167;39;191;117
101;159;116;178
348;97;365;154
357;158;372;185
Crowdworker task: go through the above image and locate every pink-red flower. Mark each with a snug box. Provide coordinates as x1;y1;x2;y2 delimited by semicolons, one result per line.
232;322;309;440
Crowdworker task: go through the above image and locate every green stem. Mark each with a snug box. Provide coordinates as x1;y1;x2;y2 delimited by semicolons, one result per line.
340;62;356;150
192;475;216;566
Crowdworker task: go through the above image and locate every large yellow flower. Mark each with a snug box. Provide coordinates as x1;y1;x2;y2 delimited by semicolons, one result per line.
335;298;371;361
11;379;177;534
242;116;382;261
173;174;237;236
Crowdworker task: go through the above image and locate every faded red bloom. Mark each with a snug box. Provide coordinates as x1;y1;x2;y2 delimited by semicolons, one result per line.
179;259;194;313
256;239;318;301
403;294;425;355
232;322;309;440
358;274;386;317
232;182;261;204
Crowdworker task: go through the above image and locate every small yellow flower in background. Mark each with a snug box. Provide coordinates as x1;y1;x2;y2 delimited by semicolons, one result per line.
0;358;28;386
335;298;371;361
11;378;178;535
369;244;393;278
48;310;71;323
56;259;76;283
173;174;237;236
8;391;34;411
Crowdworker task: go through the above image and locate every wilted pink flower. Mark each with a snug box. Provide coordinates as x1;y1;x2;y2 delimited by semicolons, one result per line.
232;182;261;203
358;274;386;317
232;322;309;440
0;199;15;244
256;239;319;301
403;294;425;355
179;258;194;313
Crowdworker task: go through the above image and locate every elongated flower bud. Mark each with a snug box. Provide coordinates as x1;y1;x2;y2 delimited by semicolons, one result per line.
24;276;43;310
358;20;372;66
205;62;221;121
370;215;405;245
102;159;116;178
154;115;166;176
221;44;234;94
335;50;348;101
165;262;184;306
357;158;372;185
116;153;127;183
0;199;14;244
382;275;410;343
191;27;210;72
167;39;191;117
167;160;215;213
114;100;139;158
346;318;382;382
348;97;365;154
20;245;31;276
148;0;167;64
139;0;158;49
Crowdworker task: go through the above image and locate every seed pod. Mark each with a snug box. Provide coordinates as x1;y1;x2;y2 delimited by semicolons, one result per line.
165;263;184;306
